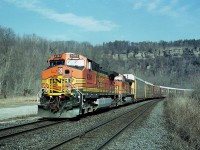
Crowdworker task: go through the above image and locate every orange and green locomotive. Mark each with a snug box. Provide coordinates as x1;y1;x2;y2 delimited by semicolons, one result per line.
38;53;133;118
38;52;193;118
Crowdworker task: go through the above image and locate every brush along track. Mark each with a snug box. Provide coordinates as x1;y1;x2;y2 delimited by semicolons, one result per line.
48;100;160;150
0;119;66;140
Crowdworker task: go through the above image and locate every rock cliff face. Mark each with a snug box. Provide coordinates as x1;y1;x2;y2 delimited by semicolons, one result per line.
96;41;200;88
112;47;200;60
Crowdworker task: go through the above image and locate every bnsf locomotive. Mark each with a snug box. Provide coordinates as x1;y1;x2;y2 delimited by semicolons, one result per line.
38;53;135;118
37;53;191;118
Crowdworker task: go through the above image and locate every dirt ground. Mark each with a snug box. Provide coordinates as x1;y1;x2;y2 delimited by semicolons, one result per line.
0;96;38;108
0;96;38;121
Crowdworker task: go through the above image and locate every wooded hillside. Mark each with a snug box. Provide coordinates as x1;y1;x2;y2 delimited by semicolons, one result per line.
0;25;199;98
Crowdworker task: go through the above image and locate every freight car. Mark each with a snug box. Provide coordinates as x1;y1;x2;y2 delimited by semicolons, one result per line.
37;53;191;118
160;86;193;97
145;81;154;99
123;74;162;100
123;74;153;101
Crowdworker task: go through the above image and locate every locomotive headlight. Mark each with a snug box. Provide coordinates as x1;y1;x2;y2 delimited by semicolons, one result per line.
58;67;63;74
67;88;71;92
45;88;48;93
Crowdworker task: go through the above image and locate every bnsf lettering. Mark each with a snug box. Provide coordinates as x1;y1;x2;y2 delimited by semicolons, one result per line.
87;74;92;80
50;78;61;83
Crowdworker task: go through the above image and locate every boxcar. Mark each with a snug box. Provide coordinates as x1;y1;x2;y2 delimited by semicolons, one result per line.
145;81;153;99
153;85;161;98
123;74;146;101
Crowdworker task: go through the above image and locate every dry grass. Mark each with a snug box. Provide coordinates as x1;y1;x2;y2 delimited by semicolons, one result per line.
165;95;200;149
0;96;38;107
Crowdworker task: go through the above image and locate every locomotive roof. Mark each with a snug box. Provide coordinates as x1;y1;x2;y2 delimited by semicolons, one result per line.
123;74;146;82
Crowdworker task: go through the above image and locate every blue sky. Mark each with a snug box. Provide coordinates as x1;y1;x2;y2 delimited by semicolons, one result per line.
1;0;200;45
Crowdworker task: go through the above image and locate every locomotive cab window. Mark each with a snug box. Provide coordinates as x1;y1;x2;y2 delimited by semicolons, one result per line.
49;60;65;67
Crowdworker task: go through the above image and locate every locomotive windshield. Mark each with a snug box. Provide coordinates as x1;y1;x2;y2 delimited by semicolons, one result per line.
66;59;85;70
49;60;65;67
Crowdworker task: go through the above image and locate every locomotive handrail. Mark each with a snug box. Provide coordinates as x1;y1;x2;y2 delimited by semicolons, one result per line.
68;81;84;104
68;81;83;95
36;88;44;103
37;80;49;102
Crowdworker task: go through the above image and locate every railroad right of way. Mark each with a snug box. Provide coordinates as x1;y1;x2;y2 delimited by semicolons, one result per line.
0;99;171;149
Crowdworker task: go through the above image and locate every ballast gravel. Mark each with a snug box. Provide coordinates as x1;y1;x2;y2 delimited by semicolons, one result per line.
0;116;40;130
0;100;171;150
106;100;171;150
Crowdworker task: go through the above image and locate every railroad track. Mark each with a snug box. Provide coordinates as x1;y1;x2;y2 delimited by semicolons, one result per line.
0;119;66;140
48;99;160;150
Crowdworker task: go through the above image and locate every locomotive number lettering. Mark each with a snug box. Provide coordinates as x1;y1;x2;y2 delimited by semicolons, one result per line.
87;74;92;80
70;54;79;59
50;78;61;83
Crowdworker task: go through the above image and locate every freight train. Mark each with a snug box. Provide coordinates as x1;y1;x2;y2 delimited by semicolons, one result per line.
37;53;192;118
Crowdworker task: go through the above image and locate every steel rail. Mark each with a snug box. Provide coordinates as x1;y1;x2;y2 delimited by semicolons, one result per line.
0;119;44;131
0;119;67;140
48;100;158;150
97;100;159;150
